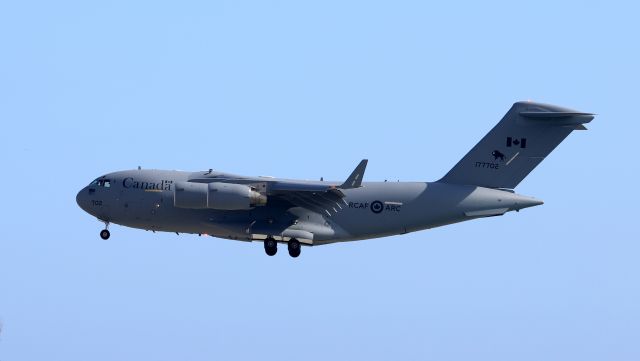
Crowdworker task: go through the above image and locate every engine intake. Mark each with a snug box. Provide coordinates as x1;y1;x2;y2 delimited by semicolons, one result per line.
174;182;267;210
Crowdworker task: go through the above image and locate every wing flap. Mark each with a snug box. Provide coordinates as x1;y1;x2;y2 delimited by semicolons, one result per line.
275;190;346;216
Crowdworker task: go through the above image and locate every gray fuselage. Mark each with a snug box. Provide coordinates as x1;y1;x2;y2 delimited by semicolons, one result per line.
76;169;542;245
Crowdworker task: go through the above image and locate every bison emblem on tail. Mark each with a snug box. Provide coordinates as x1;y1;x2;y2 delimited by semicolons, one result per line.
492;150;505;161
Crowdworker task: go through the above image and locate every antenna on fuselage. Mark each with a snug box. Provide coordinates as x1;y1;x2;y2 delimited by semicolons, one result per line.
138;166;141;170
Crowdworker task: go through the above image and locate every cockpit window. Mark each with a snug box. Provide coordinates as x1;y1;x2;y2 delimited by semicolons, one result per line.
90;178;111;188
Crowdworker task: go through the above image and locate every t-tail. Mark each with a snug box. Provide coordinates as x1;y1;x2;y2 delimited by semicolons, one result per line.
439;101;594;189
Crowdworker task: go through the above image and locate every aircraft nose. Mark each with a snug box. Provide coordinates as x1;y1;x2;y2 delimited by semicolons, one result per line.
76;187;89;212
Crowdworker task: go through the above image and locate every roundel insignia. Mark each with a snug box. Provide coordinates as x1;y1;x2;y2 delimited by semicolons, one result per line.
371;200;384;214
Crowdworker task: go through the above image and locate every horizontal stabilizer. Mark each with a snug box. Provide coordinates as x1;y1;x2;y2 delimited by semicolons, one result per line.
519;108;594;127
520;111;595;118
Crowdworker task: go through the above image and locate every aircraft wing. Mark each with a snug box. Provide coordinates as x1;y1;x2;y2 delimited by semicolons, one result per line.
188;159;368;216
270;186;347;216
269;159;367;216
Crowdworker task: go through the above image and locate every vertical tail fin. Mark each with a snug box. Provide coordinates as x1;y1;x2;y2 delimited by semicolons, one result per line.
438;101;594;189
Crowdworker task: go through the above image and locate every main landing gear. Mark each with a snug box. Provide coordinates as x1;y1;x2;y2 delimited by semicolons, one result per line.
263;237;302;258
99;221;110;240
288;239;301;258
264;237;277;256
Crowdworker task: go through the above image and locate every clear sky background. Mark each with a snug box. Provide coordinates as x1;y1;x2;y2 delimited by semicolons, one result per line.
1;1;638;360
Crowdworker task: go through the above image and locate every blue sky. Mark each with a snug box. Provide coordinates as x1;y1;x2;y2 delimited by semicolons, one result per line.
1;1;639;360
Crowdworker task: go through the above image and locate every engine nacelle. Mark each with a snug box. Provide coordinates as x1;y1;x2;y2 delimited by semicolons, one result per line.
174;182;267;210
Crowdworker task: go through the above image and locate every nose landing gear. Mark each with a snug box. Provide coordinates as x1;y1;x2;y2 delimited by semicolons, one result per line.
99;221;110;240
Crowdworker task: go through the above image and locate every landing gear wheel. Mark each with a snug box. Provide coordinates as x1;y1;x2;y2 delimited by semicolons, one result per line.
100;229;110;240
264;237;277;256
288;239;301;258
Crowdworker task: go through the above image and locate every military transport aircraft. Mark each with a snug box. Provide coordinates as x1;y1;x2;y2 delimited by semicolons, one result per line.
76;101;593;257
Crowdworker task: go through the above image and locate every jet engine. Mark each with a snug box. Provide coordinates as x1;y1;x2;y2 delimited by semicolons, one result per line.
174;182;267;210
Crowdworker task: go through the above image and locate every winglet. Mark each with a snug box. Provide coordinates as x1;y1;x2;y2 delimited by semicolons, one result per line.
341;159;368;189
